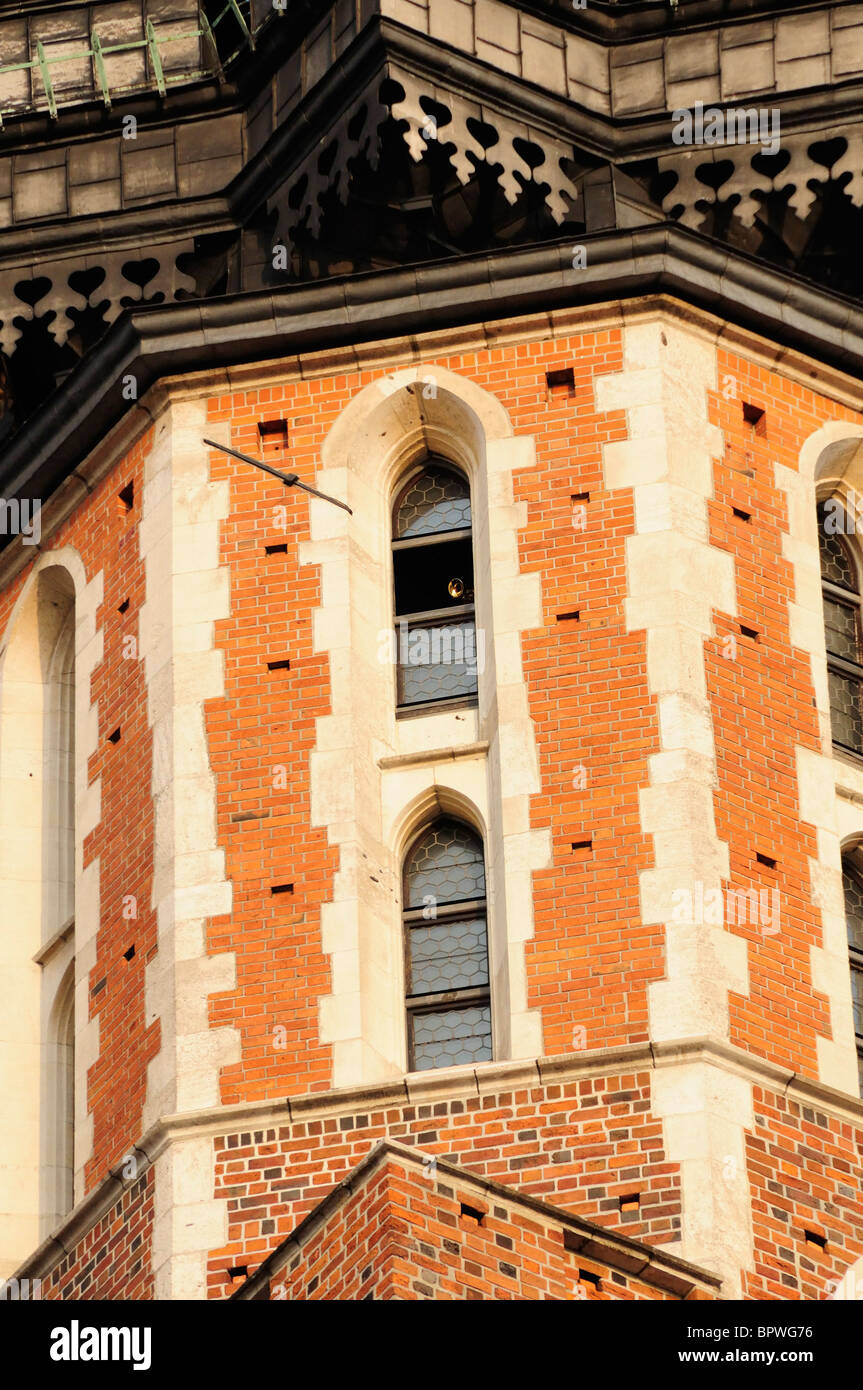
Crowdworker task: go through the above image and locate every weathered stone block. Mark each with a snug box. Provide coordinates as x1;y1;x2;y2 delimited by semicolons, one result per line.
612;58;665;114
720;42;774;97
69;140;121;187
775;12;830;62
833;21;863;77
565;32;610;94
304;20;333;92
178;154;243;197
667;77;721;113
476;39;520;75
69;181;123;217
522;24;565;96
428;0;473;53
775;55;830;91
13;167;66;221
122;145;177;201
666;32;719;84
176;115;242;165
475;0;519;54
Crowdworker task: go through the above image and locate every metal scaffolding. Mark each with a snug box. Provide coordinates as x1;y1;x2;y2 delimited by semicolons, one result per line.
0;2;269;128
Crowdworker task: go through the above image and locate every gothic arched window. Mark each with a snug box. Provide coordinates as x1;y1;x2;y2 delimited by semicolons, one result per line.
819;500;863;755
842;859;863;1098
392;461;478;711
402;819;492;1071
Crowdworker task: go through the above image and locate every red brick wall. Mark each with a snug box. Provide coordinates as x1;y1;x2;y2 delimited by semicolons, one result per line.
207;1069;681;1295
5;315;863;1299
259;1155;695;1301
83;432;160;1187
204;399;337;1104
517;342;662;1058
744;1083;863;1300
707;355;860;1080
38;1169;154;1301
204;330;668;1106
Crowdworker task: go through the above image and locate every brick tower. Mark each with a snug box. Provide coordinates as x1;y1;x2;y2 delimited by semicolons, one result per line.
0;0;862;1303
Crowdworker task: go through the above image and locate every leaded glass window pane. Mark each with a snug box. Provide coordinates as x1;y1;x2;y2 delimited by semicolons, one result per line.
397;618;478;705
844;867;863;954
395;465;471;539
852;964;863;1038
818;504;857;590
403;819;491;1072
823;596;859;662
404;822;485;908
411;1005;492;1070
828;669;863;752
408;917;489;995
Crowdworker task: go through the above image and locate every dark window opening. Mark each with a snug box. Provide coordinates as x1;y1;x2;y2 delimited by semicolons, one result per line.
742;401;766;434
392;460;478;711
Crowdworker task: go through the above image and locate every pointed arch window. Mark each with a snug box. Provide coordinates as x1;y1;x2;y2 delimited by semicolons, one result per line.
818;500;863;755
402;819;492;1070
841;859;863;1098
392;461;478;711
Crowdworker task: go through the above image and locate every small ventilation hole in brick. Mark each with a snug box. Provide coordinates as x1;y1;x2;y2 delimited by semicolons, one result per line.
265;543;288;555
732;507;751;523
459;1202;485;1226
258;419;288;447
107;727;121;744
228;1265;248;1285
267;658;291;671
118;598;130;613
270;882;294;896
118;482;134;513
805;1230;827;1250
571;839;593;855
571;491;590;503
756;852;777;870
546;367;575;393
742;402;766;435
556;609;580;623
619;1193;640;1212
579;1269;602;1289
740;624;759;640
123;945;135;962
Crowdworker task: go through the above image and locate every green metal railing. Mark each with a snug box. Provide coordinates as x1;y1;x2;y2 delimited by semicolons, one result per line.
0;2;271;128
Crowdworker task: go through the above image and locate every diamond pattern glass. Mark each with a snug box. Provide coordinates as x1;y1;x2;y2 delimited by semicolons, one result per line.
395;465;471;539
411;1005;492;1070
408;917;489;995
404;821;485;908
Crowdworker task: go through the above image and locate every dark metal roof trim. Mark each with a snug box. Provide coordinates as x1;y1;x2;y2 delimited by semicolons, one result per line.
3;16;861;261
1;222;861;537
